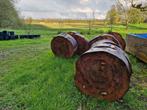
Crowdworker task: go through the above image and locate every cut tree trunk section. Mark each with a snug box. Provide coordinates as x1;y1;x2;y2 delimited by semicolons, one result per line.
51;32;89;58
51;33;78;58
108;32;126;50
75;37;132;101
68;32;89;55
89;34;122;49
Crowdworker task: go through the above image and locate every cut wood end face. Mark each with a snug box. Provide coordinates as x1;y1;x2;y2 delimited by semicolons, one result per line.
75;52;130;101
51;37;75;58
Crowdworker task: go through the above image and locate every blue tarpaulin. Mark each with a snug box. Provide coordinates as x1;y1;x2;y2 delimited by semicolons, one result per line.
129;34;147;39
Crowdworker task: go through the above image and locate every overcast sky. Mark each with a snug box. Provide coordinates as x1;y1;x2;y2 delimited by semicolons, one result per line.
15;0;147;19
15;0;116;19
16;0;119;19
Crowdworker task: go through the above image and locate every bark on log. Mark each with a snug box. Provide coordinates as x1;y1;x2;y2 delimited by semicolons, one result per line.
51;33;78;58
108;32;126;50
68;32;89;55
89;34;122;49
75;39;132;101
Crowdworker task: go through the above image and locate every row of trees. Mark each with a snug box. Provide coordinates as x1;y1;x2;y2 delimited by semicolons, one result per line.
106;5;146;24
106;0;147;31
0;0;21;27
0;0;146;29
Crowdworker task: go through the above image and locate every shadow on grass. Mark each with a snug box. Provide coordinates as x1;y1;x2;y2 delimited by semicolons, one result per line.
13;24;106;35
14;24;83;32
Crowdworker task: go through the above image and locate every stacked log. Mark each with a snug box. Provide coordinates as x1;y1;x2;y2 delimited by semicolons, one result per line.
75;33;132;101
51;32;89;58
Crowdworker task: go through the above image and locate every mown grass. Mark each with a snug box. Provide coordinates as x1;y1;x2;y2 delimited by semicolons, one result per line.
0;23;147;110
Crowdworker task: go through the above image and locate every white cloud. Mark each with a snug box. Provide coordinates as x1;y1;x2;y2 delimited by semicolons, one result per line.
80;0;89;3
72;7;93;13
15;0;116;19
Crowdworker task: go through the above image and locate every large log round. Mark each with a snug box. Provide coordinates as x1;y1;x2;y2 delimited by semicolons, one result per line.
89;34;121;48
51;33;78;58
108;32;126;50
75;41;132;101
68;32;89;55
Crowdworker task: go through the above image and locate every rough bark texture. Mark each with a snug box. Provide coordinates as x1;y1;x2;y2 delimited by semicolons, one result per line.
89;34;121;48
75;37;132;101
108;32;126;50
68;32;89;55
51;33;78;58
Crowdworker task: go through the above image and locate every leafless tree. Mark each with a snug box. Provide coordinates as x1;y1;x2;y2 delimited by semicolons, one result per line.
92;10;96;28
117;0;147;11
116;0;132;31
116;0;147;32
131;0;147;11
58;19;64;33
85;10;95;34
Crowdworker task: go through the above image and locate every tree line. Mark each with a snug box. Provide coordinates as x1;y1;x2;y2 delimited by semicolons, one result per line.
0;0;21;28
0;0;147;28
106;0;147;31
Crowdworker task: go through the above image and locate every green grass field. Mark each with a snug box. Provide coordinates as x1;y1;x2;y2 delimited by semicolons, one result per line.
0;23;147;110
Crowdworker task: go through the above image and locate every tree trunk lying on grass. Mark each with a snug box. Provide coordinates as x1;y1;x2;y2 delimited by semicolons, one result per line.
108;32;126;50
68;32;89;55
75;32;132;101
51;33;78;58
89;34;121;49
51;32;89;58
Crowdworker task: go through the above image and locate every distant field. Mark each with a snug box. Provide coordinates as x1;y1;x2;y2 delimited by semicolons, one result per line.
0;23;147;110
31;19;105;29
34;21;147;36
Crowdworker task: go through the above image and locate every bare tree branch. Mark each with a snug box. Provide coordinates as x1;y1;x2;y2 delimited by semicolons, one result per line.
131;0;147;11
